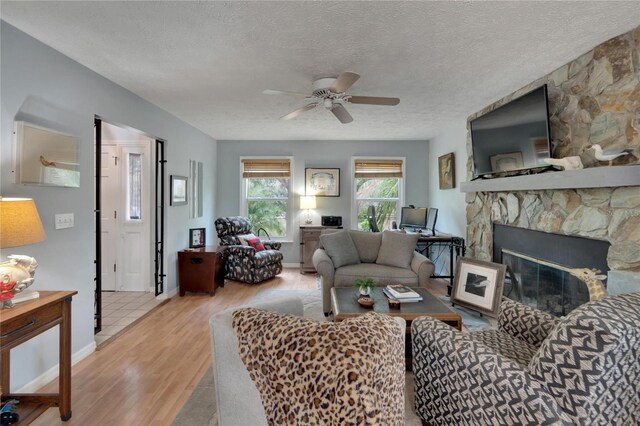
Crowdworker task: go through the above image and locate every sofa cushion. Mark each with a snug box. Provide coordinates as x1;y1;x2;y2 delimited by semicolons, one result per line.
376;230;420;269
246;237;265;251
334;263;418;288
319;230;360;268
237;233;257;246
232;309;405;426
348;230;382;263
254;250;283;268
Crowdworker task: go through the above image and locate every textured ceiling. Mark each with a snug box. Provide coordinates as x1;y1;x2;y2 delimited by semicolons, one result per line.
2;1;640;141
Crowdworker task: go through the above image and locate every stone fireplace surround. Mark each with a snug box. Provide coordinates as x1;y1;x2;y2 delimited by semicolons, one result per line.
463;25;640;293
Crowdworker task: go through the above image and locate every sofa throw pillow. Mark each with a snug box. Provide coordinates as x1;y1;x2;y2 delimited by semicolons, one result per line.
246;237;265;252
232;309;405;426
236;233;256;246
376;230;420;269
319;230;360;268
348;230;382;263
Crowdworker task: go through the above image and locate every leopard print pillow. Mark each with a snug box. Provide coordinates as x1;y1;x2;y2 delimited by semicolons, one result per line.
232;309;405;425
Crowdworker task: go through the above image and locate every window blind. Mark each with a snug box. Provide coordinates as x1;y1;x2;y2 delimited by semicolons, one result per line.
242;159;291;178
354;159;403;178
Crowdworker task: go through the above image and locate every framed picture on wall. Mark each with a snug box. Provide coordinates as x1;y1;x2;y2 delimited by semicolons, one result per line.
438;152;455;189
170;175;188;206
305;168;340;197
451;257;506;317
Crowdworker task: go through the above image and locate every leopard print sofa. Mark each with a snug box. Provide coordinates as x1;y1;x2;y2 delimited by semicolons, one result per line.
232;309;405;425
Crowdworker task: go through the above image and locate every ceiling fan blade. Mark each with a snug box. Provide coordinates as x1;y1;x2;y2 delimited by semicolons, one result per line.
263;89;309;97
330;72;360;93
331;104;353;124
348;96;400;106
281;103;317;120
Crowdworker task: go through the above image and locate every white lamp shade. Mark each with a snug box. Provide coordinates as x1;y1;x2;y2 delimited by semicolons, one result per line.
0;198;46;248
300;196;317;210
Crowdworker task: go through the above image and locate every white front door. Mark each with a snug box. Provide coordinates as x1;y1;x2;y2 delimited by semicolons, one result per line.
101;142;151;292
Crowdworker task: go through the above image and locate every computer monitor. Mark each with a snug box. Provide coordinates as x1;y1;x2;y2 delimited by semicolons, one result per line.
400;207;427;231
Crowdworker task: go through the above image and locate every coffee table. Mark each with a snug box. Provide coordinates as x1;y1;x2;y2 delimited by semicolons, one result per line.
330;287;462;367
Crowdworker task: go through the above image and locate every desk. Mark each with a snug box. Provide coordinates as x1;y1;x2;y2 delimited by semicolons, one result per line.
416;234;465;293
1;291;76;423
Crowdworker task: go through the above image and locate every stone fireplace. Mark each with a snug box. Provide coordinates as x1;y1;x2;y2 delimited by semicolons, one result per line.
463;25;640;298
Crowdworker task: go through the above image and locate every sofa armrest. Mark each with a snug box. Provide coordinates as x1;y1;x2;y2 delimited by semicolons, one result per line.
312;249;335;314
226;245;257;258
262;240;281;250
210;297;304;426
410;252;434;288
412;316;570;425
498;298;560;347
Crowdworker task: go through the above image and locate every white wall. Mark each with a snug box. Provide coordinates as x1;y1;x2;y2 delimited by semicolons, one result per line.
426;123;468;273
216;139;430;263
1;21;216;390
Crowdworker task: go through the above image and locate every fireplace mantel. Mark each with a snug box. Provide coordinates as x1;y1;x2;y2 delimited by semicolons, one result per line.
460;165;640;193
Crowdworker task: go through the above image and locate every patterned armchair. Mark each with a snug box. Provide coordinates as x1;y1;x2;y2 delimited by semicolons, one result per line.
214;216;283;284
412;292;640;425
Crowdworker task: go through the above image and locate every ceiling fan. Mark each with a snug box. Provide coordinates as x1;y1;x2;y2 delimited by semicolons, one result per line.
262;71;400;124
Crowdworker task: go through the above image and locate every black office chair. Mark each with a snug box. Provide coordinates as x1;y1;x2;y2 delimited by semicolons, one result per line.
367;205;380;232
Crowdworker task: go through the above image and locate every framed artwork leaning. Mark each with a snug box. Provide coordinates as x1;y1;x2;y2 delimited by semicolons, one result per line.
451;257;506;317
305;168;340;197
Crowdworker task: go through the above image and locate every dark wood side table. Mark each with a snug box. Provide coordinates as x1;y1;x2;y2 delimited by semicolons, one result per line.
178;246;226;296
1;290;77;423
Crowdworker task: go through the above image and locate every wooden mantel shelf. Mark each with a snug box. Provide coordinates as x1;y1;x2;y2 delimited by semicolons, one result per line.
460;165;640;193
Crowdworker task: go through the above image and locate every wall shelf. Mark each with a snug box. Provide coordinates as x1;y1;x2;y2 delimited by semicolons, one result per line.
460;165;640;193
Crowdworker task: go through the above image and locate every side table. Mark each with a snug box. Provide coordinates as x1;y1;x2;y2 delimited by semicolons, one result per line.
178;246;226;296
1;290;77;423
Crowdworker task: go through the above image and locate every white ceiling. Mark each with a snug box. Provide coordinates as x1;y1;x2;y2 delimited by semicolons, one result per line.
2;1;640;141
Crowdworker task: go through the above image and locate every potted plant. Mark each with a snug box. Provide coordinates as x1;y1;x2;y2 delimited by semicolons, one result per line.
354;277;376;297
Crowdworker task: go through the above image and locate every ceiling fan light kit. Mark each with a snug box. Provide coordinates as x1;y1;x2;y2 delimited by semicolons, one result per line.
264;71;400;124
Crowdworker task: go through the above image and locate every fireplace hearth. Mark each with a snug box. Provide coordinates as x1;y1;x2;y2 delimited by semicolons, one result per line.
493;224;610;316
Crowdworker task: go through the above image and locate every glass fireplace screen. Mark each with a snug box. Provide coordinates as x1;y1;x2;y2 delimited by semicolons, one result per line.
501;249;590;317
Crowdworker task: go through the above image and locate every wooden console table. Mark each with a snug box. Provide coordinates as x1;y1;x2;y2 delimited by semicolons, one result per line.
0;290;77;423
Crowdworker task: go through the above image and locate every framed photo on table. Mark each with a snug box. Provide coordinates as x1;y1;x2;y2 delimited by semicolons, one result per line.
451;257;506;317
171;175;188;206
189;228;206;248
305;168;340;197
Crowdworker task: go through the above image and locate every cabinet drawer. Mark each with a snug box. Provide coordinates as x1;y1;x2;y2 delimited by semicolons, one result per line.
1;302;62;344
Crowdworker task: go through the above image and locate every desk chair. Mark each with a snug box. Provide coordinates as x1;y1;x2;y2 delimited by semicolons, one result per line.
367;205;379;232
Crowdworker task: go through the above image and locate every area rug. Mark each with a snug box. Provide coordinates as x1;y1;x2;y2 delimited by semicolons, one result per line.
172;288;488;426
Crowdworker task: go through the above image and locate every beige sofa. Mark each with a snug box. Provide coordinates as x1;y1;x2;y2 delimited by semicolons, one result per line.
312;230;435;315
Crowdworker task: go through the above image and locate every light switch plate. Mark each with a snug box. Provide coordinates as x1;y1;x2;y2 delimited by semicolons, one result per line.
55;213;74;230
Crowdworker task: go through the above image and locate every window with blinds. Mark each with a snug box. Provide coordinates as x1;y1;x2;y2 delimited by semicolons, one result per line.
241;158;292;239
353;158;404;231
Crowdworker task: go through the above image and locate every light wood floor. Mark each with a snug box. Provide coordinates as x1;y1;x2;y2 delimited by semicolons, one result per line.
33;270;448;425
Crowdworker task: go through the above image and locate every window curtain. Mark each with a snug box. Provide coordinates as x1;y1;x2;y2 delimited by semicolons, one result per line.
242;159;291;178
354;159;403;178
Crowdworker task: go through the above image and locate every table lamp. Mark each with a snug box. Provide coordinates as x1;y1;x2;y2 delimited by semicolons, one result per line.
300;196;316;225
0;198;46;307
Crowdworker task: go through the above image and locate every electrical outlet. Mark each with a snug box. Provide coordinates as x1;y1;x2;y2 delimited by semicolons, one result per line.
55;213;74;230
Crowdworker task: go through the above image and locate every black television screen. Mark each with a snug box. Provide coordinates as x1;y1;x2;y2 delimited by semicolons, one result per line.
400;207;427;230
470;85;551;177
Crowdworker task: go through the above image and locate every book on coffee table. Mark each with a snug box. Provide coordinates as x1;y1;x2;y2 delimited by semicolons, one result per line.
386;284;420;299
382;287;423;303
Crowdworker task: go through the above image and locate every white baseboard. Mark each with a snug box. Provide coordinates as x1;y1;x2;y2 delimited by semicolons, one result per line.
17;341;97;393
162;287;178;299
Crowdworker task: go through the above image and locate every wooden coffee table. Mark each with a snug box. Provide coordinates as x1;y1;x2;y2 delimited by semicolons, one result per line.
330;287;462;367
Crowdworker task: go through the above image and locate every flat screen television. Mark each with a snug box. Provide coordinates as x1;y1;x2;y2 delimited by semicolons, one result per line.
400;207;427;230
470;85;552;177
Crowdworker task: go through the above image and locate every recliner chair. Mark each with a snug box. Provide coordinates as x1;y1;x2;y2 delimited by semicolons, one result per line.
214;216;283;284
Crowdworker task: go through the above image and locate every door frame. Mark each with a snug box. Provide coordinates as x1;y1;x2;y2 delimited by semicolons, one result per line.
94;116;166;334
